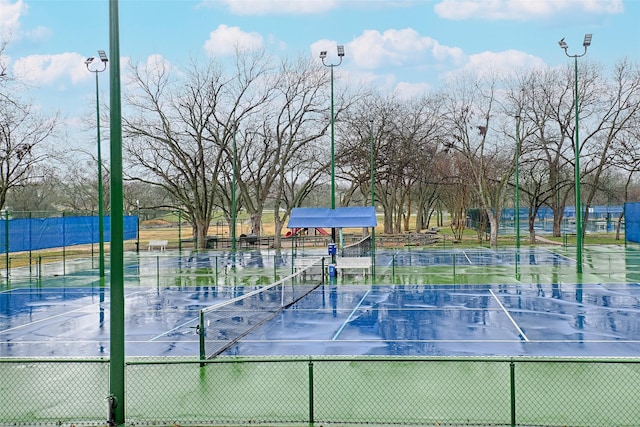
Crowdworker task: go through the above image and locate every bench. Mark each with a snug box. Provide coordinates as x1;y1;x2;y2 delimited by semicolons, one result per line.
293;257;324;280
148;240;168;251
293;257;324;271
335;256;372;276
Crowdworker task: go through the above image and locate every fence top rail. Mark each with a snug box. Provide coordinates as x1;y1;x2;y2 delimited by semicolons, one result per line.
115;355;640;366
0;357;109;363
3;355;640;366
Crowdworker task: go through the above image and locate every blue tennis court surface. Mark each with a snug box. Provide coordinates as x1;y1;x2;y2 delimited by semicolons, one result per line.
3;279;640;358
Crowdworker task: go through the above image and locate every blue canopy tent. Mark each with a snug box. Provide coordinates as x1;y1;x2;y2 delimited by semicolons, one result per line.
287;207;377;229
288;207;377;275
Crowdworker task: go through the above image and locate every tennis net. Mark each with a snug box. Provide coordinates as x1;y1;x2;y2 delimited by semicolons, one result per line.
198;258;325;360
342;234;372;257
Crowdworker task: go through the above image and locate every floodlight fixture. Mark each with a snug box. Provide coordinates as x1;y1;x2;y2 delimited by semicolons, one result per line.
557;33;592;274
85;49;109;277
318;43;345;258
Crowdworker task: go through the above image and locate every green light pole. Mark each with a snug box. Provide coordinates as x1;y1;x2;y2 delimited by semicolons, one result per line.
108;0;125;423
320;44;344;263
369;119;375;273
514;113;521;278
231;121;237;256
559;33;592;274
85;51;108;278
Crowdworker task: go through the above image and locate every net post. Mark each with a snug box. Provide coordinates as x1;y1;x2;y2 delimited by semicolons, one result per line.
199;310;206;366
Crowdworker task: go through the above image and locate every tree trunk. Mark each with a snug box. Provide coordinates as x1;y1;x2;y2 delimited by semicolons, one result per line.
273;215;284;249
486;208;499;248
193;218;210;250
250;212;262;236
528;214;536;245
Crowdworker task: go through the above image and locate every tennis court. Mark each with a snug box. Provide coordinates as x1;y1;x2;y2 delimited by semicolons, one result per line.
3;246;640;358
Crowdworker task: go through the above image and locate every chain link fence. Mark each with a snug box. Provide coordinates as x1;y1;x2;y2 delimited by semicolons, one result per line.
2;356;640;426
0;358;109;425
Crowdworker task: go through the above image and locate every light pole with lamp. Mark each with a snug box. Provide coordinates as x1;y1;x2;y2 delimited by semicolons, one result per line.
369;119;375;273
559;34;592;274
320;44;344;265
514;112;521;278
85;50;108;278
231;120;238;256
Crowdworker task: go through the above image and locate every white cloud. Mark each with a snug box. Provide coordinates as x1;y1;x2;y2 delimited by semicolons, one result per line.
25;25;52;42
345;70;431;100
12;52;89;85
444;49;547;81
204;24;263;56
121;54;178;87
394;81;432;100
199;0;338;15
0;0;27;39
434;0;623;20
343;28;463;70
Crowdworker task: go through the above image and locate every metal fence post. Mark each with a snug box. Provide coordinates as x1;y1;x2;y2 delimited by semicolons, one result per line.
308;359;314;426
62;211;66;276
510;360;516;427
392;254;396;284
4;209;8;281
28;212;32;277
453;253;456;284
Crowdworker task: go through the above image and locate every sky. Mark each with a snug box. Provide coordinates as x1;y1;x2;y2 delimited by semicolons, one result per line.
0;0;638;138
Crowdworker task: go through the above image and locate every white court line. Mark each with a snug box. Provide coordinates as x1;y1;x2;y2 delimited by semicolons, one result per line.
0;290;148;334
462;250;472;265
541;246;576;263
332;289;371;341
489;289;529;342
0;287;24;294
149;317;198;341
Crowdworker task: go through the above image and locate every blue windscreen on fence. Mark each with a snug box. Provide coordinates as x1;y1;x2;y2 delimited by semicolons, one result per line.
0;216;138;253
625;203;639;244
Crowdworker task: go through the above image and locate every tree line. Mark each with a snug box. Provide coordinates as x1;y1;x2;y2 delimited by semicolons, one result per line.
2;43;640;249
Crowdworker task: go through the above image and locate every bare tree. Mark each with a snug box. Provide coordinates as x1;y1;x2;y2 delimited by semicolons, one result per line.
122;51;278;248
0;84;59;212
7;165;61;214
577;59;640;232
342;94;444;234
442;74;515;247
234;56;331;244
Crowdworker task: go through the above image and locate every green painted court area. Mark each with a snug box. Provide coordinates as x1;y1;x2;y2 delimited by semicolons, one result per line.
2;244;640;426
